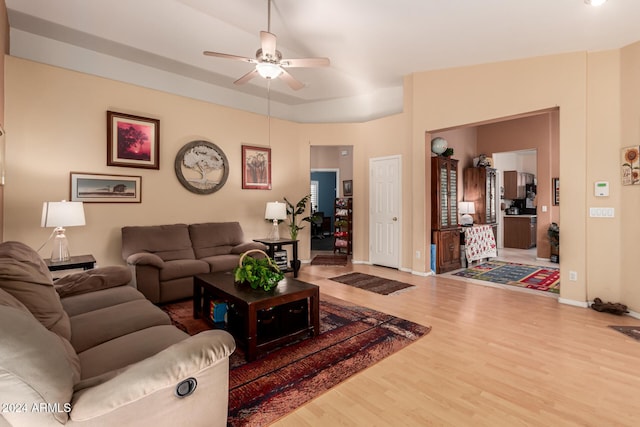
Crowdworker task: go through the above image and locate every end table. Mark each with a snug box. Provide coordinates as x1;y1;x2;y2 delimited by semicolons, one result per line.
44;254;96;272
253;238;299;277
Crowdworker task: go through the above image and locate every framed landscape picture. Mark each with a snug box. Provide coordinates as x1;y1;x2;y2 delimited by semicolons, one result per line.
70;172;141;203
107;111;160;169
242;145;272;190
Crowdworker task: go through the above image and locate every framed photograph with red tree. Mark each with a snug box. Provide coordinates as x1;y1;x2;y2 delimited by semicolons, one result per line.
242;145;271;189
107;111;160;169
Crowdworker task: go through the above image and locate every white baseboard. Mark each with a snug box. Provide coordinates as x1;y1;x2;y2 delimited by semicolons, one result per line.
558;298;589;308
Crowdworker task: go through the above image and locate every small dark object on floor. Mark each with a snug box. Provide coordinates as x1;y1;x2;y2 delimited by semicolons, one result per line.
591;297;629;315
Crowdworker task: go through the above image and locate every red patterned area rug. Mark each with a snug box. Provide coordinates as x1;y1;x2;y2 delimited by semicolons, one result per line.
161;296;430;426
452;261;560;294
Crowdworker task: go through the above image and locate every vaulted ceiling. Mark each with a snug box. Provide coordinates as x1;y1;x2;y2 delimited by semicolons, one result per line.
7;0;640;123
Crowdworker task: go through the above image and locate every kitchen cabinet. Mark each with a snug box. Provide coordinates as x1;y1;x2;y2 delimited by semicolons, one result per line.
504;171;534;200
463;167;497;224
503;215;537;249
431;156;461;273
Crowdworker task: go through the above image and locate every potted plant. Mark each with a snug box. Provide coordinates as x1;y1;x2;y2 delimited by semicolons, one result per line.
233;249;284;292
547;222;559;263
283;195;314;240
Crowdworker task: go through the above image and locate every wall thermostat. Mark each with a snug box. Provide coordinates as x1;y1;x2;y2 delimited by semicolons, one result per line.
594;181;609;197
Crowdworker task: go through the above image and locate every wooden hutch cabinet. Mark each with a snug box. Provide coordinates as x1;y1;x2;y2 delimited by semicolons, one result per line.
431;156;461;273
463;167;497;224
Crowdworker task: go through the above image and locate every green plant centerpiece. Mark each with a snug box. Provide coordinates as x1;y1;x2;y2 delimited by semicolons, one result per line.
284;194;314;240
233;249;284;291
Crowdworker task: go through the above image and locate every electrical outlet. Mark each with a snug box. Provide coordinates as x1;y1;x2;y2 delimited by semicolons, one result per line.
416;250;421;259
569;271;578;281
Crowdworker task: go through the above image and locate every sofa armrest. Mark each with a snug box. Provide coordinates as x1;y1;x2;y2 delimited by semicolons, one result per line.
69;330;235;422
54;266;133;298
230;241;268;254
126;252;165;268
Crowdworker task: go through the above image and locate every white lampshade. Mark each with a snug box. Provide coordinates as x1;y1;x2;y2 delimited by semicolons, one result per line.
459;201;476;215
265;201;287;241
41;201;86;228
459;201;475;226
41;201;85;262
265;201;287;220
256;62;283;79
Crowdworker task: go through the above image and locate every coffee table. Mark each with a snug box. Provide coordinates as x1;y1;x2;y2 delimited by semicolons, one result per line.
193;271;320;361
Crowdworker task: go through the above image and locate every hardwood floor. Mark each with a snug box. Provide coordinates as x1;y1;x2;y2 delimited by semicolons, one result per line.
272;260;640;427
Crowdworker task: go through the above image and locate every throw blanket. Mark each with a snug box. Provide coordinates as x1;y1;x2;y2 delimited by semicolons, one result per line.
464;225;497;262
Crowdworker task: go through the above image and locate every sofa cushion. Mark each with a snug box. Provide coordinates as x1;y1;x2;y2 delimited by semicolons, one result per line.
158;259;209;281
61;285;145;317
122;224;196;261
77;325;189;379
70;300;172;353
201;254;242;272
54;265;132;298
0;305;75;424
0;241;71;340
189;222;245;258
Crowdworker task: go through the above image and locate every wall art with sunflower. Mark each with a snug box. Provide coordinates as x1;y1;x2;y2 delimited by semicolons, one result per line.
622;146;640;185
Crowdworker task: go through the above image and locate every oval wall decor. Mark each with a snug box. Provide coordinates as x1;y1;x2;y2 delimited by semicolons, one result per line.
174;140;229;194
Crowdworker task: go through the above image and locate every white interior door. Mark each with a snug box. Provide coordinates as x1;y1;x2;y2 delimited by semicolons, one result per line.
369;156;401;268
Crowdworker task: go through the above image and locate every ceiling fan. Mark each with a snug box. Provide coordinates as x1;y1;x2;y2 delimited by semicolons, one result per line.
203;0;330;90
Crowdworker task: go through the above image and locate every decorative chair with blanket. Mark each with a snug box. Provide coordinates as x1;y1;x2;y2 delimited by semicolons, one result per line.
0;241;235;427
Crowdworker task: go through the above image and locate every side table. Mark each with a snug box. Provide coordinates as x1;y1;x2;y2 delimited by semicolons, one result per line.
44;254;96;272
253;238;299;278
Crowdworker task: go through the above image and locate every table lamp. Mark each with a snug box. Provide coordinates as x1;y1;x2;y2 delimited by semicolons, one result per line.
459;201;475;226
265;201;287;240
41;200;86;262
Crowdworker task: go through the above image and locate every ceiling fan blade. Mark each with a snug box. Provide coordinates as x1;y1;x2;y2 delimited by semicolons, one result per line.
280;57;330;68
260;31;277;59
234;69;259;86
279;69;305;91
203;51;256;64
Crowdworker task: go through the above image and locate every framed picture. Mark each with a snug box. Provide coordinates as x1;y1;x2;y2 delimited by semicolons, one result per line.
107;111;160;169
70;172;142;203
174;140;229;194
552;177;559;206
343;180;353;196
242;145;271;190
621;145;640;185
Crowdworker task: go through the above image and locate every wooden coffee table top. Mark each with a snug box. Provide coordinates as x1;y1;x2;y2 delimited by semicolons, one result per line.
195;271;318;305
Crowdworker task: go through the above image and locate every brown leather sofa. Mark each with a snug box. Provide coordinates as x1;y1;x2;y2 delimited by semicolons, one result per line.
0;241;235;427
121;222;266;303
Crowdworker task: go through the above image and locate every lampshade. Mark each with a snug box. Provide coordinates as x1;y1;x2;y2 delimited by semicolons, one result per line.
41;201;86;228
256;62;283;79
265;201;287;220
459;201;476;215
41;201;85;262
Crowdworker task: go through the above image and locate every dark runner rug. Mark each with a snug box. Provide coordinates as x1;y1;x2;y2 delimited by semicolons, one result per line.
161;296;429;426
452;260;560;294
310;254;348;266
609;325;640;341
329;272;415;295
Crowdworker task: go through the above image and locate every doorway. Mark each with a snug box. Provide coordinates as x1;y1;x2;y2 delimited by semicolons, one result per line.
310;169;338;251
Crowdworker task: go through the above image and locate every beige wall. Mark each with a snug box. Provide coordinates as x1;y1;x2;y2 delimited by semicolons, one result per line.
620;41;640;308
5;43;640;311
0;0;8;241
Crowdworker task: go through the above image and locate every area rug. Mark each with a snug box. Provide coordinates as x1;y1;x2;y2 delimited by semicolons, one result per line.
329;272;415;295
310;254;348;266
609;325;640;342
161;296;429;426
452;260;560;294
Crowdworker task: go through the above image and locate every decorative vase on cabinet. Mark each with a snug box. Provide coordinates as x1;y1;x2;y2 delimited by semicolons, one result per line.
431;156;461;273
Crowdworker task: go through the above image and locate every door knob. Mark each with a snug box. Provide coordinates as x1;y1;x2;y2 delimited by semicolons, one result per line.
392;217;398;221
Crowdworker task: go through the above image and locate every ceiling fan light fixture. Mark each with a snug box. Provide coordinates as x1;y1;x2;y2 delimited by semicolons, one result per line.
256;62;283;79
584;0;607;6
